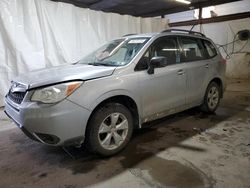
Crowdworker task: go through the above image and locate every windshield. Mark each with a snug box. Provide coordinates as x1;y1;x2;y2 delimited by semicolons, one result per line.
78;37;149;66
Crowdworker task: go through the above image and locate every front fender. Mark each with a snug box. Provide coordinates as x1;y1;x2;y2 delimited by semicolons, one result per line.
67;73;142;116
90;89;141;114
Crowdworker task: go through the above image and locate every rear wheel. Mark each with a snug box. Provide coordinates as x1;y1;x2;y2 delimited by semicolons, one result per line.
200;82;221;113
86;103;133;156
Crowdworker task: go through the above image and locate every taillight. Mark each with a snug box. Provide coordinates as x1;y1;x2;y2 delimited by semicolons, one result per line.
221;58;227;64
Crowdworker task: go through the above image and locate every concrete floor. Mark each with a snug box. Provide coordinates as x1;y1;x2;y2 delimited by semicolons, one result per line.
0;79;250;188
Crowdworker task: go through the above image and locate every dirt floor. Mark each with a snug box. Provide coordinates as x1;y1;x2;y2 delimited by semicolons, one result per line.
0;79;250;188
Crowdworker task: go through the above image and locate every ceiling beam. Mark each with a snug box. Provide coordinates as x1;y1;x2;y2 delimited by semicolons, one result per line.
169;11;250;27
140;0;241;17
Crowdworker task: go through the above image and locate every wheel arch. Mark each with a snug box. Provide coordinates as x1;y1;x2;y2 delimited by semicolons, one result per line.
208;77;224;98
87;93;141;130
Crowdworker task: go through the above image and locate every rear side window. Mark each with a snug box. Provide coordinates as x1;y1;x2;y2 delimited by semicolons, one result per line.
203;40;217;58
179;37;206;62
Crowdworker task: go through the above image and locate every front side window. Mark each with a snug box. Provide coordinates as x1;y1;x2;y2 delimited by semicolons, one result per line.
179;37;206;62
78;38;149;66
152;37;180;65
135;37;180;70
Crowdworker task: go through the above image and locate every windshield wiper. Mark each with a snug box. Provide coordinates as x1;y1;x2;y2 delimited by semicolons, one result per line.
88;62;116;67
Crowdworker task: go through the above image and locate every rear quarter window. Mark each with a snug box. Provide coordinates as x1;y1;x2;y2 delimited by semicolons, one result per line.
203;40;217;58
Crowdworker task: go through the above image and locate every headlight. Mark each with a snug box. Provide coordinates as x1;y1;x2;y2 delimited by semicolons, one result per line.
31;81;83;104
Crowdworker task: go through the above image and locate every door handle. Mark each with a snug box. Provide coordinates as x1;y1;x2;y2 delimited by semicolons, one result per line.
205;64;209;68
177;69;184;75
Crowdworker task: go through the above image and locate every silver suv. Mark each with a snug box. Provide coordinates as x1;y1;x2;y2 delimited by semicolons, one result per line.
5;29;226;156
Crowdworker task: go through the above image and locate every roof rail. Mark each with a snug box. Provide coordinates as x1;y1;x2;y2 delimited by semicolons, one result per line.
122;33;137;37
161;29;206;37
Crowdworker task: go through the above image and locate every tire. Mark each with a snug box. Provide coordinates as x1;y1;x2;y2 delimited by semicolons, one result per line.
86;103;133;156
200;82;221;113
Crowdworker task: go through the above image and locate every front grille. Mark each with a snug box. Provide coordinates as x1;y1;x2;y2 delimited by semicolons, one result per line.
8;91;26;104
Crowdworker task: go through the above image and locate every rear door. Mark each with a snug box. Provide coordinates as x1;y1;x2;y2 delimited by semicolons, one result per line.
178;36;211;106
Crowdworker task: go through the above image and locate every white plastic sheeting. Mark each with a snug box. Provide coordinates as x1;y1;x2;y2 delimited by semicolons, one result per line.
0;0;168;106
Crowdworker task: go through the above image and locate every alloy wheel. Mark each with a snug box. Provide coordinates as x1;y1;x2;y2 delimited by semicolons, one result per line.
207;86;219;109
98;112;129;150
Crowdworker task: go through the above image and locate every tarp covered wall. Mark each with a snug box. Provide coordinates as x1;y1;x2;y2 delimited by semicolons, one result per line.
0;0;168;106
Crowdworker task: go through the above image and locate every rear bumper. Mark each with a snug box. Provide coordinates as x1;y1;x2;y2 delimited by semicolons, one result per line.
4;97;91;146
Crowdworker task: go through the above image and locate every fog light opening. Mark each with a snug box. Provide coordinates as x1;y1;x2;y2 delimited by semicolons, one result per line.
34;133;60;145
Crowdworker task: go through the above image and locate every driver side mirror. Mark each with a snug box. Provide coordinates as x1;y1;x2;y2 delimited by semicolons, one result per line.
147;56;167;74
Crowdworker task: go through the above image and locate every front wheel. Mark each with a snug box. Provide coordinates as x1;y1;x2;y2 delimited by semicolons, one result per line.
200;82;221;113
86;103;133;156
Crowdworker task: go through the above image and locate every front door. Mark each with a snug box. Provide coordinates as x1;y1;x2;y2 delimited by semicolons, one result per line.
136;36;187;121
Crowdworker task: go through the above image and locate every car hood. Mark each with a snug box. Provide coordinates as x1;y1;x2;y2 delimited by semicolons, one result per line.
13;64;116;89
